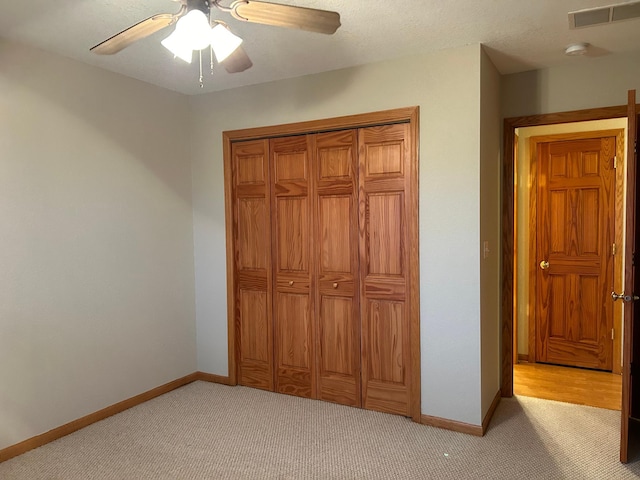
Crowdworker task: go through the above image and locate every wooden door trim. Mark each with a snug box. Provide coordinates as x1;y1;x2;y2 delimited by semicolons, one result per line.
223;135;237;385
223;106;421;422
502;104;633;397
526;129;624;372
408;108;421;422
223;107;419;142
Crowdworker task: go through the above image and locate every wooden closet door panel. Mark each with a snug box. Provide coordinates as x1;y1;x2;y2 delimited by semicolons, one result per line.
359;124;411;416
276;290;313;397
232;139;274;391
315;130;361;407
272;135;316;398
239;289;269;362
276;197;309;272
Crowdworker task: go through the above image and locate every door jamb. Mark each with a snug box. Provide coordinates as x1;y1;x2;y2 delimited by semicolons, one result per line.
502;105;630;396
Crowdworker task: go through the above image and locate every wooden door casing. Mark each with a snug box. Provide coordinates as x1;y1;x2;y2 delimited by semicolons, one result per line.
271;135;316;399
314;130;361;407
536;137;616;371
232;139;274;391
359;124;412;416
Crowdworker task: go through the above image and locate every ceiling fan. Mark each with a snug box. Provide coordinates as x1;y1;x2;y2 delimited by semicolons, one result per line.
90;0;341;76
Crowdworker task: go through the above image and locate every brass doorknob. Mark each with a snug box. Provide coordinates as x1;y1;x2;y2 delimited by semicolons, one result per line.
540;260;550;270
333;282;338;289
611;292;640;302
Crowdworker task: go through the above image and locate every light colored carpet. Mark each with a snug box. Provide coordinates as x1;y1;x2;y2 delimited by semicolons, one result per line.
1;381;640;479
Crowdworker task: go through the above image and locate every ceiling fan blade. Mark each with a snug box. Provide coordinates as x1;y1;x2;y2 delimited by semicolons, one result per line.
91;13;179;55
223;45;253;73
229;1;341;34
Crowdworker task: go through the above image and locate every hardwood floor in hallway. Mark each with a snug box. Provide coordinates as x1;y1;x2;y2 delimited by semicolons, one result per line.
514;362;622;411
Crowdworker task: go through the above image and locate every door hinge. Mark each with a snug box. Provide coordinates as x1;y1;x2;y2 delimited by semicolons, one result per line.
612;328;615;340
613;243;617;256
613;156;618;169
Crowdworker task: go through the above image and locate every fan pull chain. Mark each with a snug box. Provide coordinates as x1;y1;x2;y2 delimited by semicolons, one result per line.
208;9;215;76
199;50;204;89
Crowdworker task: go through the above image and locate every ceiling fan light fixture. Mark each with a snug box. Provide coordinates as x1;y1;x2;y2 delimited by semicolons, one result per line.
210;24;243;62
161;30;194;63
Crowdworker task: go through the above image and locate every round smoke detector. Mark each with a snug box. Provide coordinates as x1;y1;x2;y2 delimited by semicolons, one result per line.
565;43;590;56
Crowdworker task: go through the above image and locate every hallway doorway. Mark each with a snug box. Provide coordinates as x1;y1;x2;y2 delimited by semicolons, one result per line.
502;92;640;463
502;111;629;398
515;124;626;374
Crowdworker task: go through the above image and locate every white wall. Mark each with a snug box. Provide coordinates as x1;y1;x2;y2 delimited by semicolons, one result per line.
479;48;502;418
191;45;489;425
502;50;640;118
0;40;197;450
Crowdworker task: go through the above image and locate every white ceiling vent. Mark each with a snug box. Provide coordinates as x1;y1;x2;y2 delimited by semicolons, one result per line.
569;1;640;28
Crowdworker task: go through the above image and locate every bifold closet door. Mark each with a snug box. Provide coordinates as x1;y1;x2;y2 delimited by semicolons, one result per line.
232;120;415;417
232;139;274;391
359;124;412;416
315;130;361;407
271;135;316;398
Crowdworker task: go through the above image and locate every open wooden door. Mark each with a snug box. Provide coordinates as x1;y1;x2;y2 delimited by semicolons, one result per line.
621;89;640;463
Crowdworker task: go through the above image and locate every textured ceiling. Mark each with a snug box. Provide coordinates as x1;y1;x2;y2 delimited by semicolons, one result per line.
2;0;640;95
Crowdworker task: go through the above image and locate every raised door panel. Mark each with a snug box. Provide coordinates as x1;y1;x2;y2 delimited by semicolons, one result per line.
275;291;313;397
319;297;353;376
276;197;309;272
314;130;360;407
237;198;268;270
359;124;411;416
235;153;265;185
362;299;409;415
367;192;403;276
240;290;269;363
232;139;274;391
319;196;351;273
239;289;271;389
271;135;316;398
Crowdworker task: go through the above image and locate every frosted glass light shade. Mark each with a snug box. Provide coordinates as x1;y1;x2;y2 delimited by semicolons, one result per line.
161;10;244;66
161;30;193;63
177;10;212;51
210;24;243;62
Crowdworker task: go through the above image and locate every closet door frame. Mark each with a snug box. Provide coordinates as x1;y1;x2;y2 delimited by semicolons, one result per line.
223;106;421;422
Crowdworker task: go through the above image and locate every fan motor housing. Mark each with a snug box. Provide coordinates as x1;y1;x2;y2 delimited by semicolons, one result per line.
187;0;210;15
